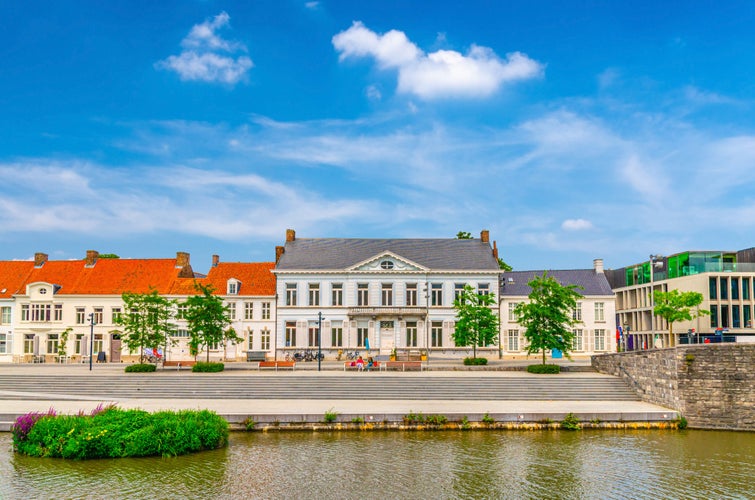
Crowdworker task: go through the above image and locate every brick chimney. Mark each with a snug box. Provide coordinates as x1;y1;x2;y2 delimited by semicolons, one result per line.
593;258;604;274
286;229;296;242
492;241;499;260
480;229;489;243
275;246;285;263
85;250;99;267
34;252;48;267
176;252;194;278
212;255;220;267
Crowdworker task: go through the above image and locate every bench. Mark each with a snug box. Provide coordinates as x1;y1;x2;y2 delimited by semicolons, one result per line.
258;360;296;371
163;360;195;370
385;361;423;371
246;351;267;362
344;361;382;371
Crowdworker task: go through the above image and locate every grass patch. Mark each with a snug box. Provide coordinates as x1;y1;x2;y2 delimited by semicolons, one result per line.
323;408;339;423
12;406;228;459
482;412;496;425
527;364;561;374
560;412;581;431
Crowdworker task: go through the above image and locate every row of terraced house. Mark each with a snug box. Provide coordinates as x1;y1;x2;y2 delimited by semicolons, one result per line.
1;229;753;364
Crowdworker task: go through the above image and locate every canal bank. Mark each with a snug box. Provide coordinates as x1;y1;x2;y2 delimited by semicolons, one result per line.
0;361;678;431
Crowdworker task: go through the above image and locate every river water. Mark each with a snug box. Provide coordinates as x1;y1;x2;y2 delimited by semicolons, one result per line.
1;430;752;499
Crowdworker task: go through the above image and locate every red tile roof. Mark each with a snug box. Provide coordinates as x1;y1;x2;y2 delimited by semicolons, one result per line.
170;262;276;296
0;261;34;298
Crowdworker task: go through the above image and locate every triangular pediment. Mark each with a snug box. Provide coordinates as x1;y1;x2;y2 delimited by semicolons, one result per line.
347;252;427;272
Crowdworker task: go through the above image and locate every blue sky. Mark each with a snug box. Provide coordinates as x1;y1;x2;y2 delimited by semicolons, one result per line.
2;1;755;273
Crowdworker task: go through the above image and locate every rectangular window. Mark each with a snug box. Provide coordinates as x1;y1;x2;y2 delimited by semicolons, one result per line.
431;283;443;307
405;283;417;306
93;334;103;354
93;307;103;325
721;305;729;328
54;304;63;321
47;334;59;354
261;329;271;350
572;329;583;351
454;283;465;302
244;302;254;320
594;302;605;322
31;304;51;322
478;283;490;296
308;323;318;347
0;333;6;354
226;302;236;320
111;307;122;324
507;330;519;351
332;284;343;306
75;307;86;325
286;284;297;306
406;321;418;347
21;304;29;322
381;283;393;306
709;277;717;299
0;307;10;324
331;322;343;347
309;283;320;306
744;278;751;300
173;329;189;338
261;302;271;320
247;330;254;350
572;303;582;321
176;304;188;319
357;284;369;306
431;321;443;347
745;305;752;328
720;278;728;299
357;327;369;347
228;282;238;295
508;302;518;322
24;334;34;354
594;329;606;351
710;304;719;328
285;322;296;347
732;278;740;300
733;305;741;328
75;334;84;354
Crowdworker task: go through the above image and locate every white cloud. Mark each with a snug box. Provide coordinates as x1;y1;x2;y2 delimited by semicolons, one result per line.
305;2;320;10
332;21;543;100
156;12;253;85
561;219;594;231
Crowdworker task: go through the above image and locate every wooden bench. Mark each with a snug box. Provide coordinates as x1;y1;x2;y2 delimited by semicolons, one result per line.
163;360;195;370
258;360;296;371
344;361;382;371
385;361;423;371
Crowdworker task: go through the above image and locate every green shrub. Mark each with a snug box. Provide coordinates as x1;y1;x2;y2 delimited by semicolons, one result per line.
351;417;364;424
125;363;156;373
527;364;561;374
323;408;339;423
192;362;225;373
460;416;471;430
243;417;256;431
482;412;495;425
676;415;688;430
463;357;488;366
402;410;426;425
426;414;448;426
13;407;228;459
561;412;581;431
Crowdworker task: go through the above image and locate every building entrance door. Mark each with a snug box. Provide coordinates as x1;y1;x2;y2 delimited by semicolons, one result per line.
110;334;122;363
379;321;395;355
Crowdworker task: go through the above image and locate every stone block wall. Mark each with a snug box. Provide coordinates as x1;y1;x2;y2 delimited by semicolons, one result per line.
593;344;754;430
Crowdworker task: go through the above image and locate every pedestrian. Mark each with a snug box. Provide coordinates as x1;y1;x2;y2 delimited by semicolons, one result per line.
356;355;365;371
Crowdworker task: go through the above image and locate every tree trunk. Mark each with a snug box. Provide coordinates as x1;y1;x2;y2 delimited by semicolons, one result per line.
542;349;546;365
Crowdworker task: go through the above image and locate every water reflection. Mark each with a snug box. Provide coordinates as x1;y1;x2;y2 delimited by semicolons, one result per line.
1;430;753;499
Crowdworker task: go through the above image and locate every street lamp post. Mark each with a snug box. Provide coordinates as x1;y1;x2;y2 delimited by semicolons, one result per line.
649;254;664;348
424;281;430;369
88;312;96;371
317;311;323;372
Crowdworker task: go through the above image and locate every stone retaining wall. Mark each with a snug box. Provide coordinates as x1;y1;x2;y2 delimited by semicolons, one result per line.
592;344;754;430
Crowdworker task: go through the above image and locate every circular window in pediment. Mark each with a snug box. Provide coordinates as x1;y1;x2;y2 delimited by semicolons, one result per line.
380;260;394;270
39;288;47;294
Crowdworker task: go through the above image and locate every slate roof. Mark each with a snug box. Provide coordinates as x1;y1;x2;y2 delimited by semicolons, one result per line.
275;238;500;271
500;269;614;297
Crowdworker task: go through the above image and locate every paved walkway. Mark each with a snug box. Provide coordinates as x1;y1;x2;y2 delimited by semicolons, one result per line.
0;360;678;429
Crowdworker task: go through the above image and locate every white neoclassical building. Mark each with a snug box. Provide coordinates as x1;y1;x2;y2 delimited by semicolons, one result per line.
272;229;501;360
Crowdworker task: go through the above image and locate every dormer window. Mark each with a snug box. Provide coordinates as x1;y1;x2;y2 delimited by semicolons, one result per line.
380;260;394;270
39;288;47;295
227;280;240;295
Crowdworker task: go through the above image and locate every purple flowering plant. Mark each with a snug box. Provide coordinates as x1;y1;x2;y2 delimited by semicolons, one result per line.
11;407;57;446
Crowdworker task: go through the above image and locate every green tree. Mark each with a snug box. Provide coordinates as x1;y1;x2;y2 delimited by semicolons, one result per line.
57;328;71;358
453;285;500;359
222;326;244;360
117;290;176;363
456;231;472;239
514;272;583;365
98;253;120;259
184;283;231;362
653;289;710;341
